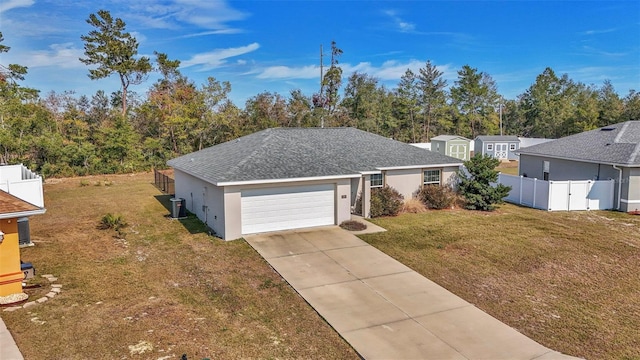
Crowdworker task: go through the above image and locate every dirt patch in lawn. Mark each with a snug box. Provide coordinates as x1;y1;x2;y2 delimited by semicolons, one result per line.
2;173;357;359
361;205;640;360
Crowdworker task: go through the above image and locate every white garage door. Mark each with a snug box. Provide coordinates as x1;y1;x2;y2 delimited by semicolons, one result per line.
241;184;335;234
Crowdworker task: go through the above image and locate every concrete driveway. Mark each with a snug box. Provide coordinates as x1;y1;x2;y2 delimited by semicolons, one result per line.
245;226;580;360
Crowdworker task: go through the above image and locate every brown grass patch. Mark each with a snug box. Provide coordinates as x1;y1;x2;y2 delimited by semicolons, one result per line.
401;198;428;213
339;220;367;231
2;173;357;359
361;205;640;360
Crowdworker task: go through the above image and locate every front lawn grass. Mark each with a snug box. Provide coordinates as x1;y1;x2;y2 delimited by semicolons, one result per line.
362;205;640;360
1;173;357;359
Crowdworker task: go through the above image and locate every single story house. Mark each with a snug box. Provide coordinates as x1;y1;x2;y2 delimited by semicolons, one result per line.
517;121;640;212
0;190;46;298
430;135;472;161
168;127;462;240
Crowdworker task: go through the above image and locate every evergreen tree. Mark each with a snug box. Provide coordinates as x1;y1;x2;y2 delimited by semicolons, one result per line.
458;155;511;211
80;10;152;115
417;61;448;140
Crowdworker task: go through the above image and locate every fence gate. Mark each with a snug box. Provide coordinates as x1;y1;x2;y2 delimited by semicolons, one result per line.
498;174;615;211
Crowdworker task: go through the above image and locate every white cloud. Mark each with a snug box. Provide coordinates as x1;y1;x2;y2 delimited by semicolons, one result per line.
23;43;85;69
581;28;616;36
178;29;244;39
256;65;318;79
0;0;33;13
129;0;249;33
383;9;416;33
255;59;457;84
181;43;260;70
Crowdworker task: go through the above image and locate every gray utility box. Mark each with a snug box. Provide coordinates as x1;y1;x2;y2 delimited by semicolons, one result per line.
170;198;187;218
18;217;32;246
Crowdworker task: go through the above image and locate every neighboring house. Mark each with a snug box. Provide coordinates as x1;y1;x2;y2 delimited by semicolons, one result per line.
0;191;46;298
517;121;640;212
475;136;520;161
0;164;45;246
430;135;472;160
168;127;462;240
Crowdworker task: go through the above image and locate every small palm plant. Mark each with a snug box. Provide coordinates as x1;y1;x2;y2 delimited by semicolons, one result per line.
98;213;127;237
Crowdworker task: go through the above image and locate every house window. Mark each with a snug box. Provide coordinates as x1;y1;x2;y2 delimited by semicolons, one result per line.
543;161;550;181
423;169;441;185
370;173;383;188
487;143;494;151
509;143;516;151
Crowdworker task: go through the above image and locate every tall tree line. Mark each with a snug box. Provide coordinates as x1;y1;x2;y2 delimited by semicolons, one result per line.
0;10;639;178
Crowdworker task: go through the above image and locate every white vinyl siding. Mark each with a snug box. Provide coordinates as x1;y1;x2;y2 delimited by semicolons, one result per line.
241;184;335;234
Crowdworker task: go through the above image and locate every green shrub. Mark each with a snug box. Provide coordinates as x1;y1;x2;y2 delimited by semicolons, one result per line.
99;213;127;231
458;154;511;211
418;184;457;209
370;186;404;217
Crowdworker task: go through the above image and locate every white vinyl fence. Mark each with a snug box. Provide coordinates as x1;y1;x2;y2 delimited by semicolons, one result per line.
0;164;44;207
497;174;615;211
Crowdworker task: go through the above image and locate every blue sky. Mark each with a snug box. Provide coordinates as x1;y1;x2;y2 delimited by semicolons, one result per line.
1;0;639;106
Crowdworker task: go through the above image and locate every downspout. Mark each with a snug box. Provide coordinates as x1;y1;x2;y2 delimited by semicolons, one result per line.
613;165;622;210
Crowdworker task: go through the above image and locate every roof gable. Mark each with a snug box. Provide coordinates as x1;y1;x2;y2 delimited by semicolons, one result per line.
517;121;640;166
168;127;462;184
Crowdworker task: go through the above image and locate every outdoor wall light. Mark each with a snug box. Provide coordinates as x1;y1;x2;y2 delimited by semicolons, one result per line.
0;230;4;244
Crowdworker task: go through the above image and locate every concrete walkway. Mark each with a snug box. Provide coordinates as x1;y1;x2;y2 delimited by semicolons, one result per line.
0;316;23;360
245;226;581;360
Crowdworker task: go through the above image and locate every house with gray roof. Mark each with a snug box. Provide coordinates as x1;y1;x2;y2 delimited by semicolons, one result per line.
517;121;640;212
168;127;462;240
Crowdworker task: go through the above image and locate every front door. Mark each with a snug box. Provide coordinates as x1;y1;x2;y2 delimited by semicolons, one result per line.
495;143;508;159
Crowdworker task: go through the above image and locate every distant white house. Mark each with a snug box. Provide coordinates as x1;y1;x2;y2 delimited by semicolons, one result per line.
410;143;431;151
0;164;44;208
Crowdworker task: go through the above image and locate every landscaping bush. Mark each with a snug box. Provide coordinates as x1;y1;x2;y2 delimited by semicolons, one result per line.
402;198;427;213
458;154;511;211
98;213;127;232
418;185;457;209
339;220;367;231
370;186;404;217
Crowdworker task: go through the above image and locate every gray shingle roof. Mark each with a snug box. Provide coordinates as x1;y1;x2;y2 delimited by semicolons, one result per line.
168;127;462;184
475;135;519;142
517;121;640;166
431;135;471;142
